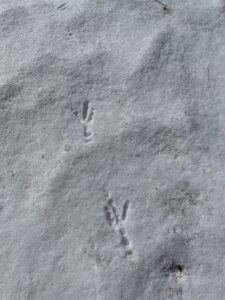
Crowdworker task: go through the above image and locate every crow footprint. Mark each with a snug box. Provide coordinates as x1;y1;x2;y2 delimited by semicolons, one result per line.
104;192;132;257
81;101;95;142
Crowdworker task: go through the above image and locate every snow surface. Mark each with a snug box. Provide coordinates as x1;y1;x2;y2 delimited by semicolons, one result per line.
1;0;225;299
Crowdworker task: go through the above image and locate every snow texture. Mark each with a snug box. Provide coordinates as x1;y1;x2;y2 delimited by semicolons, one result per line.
1;0;225;299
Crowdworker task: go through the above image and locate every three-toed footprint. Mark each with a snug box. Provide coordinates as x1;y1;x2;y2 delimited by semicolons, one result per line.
103;191;133;257
75;101;95;143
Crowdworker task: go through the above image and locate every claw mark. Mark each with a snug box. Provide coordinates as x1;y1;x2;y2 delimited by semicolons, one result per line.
57;3;68;10
103;192;133;257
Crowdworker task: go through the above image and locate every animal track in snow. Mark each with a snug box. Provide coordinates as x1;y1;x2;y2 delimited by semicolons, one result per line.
103;192;132;257
73;101;95;143
80;101;95;143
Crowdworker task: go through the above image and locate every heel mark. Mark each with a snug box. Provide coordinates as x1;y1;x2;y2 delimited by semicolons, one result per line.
125;249;133;256
83;125;92;138
121;235;130;246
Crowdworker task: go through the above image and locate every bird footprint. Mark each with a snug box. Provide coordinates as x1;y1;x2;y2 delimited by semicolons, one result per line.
81;101;95;142
104;192;133;257
73;101;95;143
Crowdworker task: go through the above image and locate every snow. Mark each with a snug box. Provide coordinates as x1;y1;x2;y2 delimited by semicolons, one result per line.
1;0;225;299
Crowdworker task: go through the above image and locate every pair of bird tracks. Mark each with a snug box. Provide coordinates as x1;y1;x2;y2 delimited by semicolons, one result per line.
103;192;133;257
74;101;95;143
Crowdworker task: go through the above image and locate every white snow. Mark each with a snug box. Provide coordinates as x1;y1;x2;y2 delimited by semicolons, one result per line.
1;0;225;299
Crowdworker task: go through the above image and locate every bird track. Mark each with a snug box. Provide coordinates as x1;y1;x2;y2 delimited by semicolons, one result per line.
74;101;95;143
82;101;95;142
103;191;133;257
